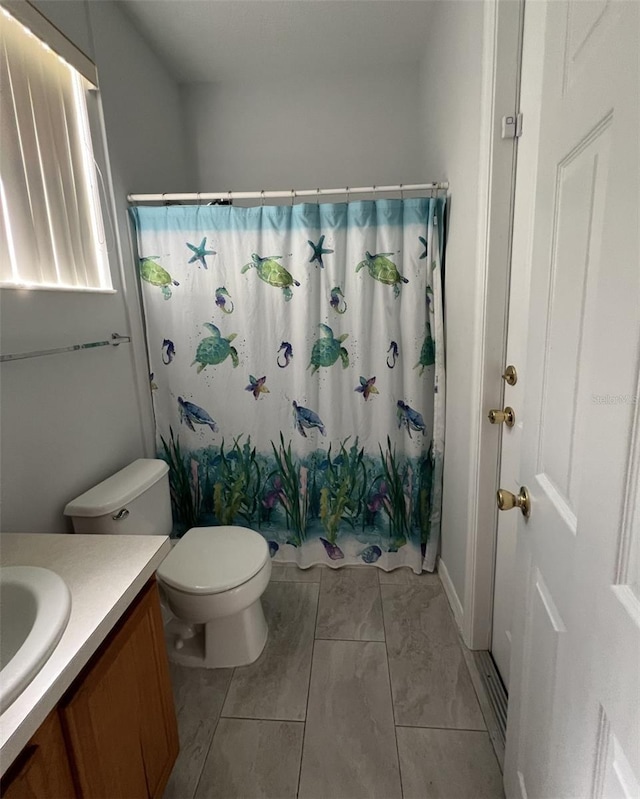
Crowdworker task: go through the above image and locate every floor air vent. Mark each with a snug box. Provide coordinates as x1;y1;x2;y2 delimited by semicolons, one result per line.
473;650;508;750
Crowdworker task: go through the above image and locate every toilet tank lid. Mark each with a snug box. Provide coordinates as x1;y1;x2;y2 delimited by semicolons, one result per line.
63;459;169;517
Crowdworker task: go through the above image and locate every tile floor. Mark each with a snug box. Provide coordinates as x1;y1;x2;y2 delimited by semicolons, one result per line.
164;565;504;799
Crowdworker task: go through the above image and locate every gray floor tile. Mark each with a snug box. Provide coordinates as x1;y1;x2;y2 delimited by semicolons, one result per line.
378;567;441;585
194;718;304;799
298;640;402;799
163;663;233;799
397;727;504;798
315;566;385;641
382;582;485;730
221;581;318;721
270;562;323;582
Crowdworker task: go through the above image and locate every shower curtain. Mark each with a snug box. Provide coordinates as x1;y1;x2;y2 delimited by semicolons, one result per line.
131;197;445;573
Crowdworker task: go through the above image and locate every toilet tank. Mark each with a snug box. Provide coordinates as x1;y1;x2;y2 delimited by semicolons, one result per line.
63;459;173;536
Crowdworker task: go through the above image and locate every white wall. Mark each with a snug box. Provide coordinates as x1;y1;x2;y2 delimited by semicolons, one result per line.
183;66;425;190
0;0;192;532
418;1;486;606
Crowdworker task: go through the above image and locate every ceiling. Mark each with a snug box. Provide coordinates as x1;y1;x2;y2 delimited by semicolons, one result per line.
118;0;434;83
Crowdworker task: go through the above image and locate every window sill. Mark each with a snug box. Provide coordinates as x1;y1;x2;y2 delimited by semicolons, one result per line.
0;283;117;295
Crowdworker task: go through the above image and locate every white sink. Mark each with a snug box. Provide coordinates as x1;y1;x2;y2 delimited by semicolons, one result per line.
0;566;71;714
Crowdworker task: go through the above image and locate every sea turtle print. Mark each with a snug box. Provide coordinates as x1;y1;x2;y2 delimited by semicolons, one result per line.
139;257;179;300
241;253;300;301
178;396;218;433
396;400;426;438
414;329;435;374
192;323;239;373
308;324;349;374
292;401;326;437
355;251;408;298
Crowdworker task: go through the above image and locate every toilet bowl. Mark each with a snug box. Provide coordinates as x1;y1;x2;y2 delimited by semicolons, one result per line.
63;459;271;669
157;526;271;668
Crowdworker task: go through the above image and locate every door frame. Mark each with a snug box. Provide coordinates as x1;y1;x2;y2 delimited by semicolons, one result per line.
442;0;525;650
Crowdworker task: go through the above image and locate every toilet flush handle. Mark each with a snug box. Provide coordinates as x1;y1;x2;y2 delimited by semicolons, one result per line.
112;508;130;521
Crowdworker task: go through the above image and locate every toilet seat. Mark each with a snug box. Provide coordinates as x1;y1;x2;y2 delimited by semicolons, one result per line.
157;526;268;595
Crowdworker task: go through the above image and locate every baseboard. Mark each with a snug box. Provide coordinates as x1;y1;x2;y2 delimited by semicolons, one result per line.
437;556;464;631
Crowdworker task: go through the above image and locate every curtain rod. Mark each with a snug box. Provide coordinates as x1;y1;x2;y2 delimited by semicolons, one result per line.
127;182;449;204
0;333;130;364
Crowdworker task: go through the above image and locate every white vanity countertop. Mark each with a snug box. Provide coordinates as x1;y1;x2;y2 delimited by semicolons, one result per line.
0;533;171;775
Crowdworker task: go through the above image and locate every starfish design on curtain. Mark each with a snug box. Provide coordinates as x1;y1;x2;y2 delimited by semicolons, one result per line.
355;375;379;401
245;374;270;400
418;236;428;259
307;235;334;268
187;237;216;269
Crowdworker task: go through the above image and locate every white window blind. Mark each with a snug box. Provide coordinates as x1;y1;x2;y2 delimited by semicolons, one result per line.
0;5;112;291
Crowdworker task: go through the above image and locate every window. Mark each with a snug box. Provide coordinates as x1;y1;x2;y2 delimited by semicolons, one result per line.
0;2;112;291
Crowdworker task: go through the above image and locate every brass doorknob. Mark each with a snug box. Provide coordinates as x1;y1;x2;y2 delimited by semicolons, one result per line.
497;486;531;518
488;407;516;427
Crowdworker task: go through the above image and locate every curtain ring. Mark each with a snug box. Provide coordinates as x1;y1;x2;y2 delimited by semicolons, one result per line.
227;190;232;205
399;184;404;201
372;184;376;201
346;186;350;203
291;189;295;206
261;190;265;207
162;192;166;206
316;188;320;206
197;192;201;206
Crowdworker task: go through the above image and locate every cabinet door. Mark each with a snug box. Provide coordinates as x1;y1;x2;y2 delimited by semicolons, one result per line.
61;581;178;799
0;711;76;799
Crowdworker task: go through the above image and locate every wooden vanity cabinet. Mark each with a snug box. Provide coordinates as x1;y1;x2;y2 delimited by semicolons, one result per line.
1;579;178;799
61;579;179;799
0;711;76;799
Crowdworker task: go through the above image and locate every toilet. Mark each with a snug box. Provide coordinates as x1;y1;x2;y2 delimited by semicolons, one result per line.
63;459;271;668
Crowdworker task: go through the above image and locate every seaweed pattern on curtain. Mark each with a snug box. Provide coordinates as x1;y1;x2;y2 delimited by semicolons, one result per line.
132;198;445;573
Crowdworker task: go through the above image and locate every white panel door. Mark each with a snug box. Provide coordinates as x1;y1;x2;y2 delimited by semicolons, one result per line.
504;1;640;798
